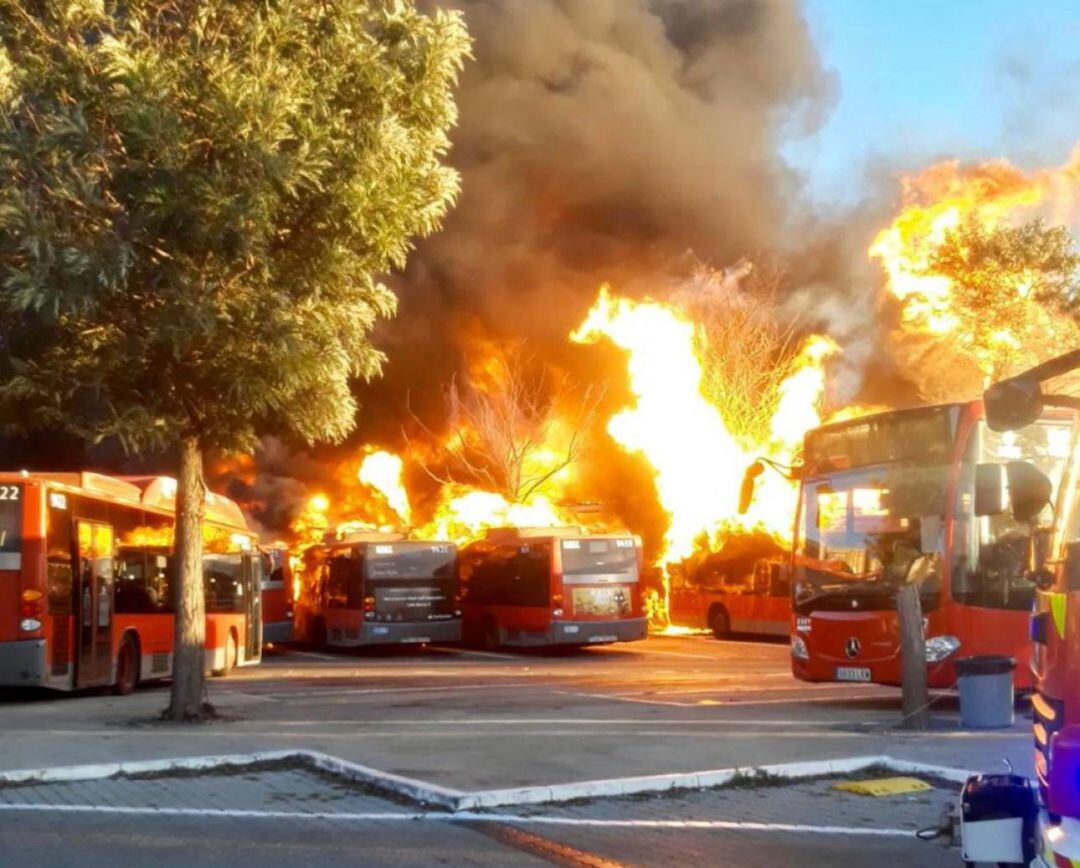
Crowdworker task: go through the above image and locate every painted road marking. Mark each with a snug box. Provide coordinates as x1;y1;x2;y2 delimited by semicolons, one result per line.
0;802;920;837
286;651;340;662
426;646;519;661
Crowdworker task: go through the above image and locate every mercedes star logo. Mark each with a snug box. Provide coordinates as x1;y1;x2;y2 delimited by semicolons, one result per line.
844;637;861;659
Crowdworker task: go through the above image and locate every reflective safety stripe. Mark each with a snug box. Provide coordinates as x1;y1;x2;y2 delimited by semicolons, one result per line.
1051;593;1068;640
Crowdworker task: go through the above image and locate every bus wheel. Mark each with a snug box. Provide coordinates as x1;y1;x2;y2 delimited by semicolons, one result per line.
114;635;139;696
482;617;501;652
709;607;731;640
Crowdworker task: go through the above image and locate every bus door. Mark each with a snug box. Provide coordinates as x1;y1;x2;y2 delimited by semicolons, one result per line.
75;521;114;687
244;553;262;661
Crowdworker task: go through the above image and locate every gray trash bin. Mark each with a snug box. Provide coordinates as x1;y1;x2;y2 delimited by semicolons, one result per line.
954;655;1016;728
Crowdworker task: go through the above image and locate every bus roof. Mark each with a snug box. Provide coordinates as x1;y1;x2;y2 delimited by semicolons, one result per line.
0;471;250;532
481;527;634;543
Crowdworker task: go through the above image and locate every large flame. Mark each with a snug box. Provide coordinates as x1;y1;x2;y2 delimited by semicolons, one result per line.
358;450;411;525
870;146;1080;383
572;285;835;567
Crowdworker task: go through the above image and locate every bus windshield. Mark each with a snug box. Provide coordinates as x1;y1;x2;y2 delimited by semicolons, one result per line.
561;538;639;580
795;463;948;612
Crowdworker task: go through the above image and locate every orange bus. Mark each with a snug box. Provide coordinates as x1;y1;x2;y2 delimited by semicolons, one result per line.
459;527;647;650
0;471;261;694
670;555;790;639
294;532;461;648
779;401;1071;689
261;544;294;645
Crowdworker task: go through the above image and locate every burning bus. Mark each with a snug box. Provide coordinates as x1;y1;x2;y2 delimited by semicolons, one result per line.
668;531;790;639
459;527;647;650
293;531;461;649
766;400;1072;689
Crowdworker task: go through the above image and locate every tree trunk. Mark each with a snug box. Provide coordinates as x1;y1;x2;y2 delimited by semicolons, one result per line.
167;436;207;721
898;582;929;730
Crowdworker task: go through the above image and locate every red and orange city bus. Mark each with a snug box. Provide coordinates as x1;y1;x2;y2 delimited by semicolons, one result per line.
779;401;1072;689
260;544;294;645
459;527;648;650
0;471;262;694
294;532;461;648
669;534;790;639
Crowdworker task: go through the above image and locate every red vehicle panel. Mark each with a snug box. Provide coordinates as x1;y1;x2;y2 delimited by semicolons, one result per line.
460;529;647;650
670;558;790;638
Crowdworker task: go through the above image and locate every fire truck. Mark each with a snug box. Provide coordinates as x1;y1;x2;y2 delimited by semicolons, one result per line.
974;349;1080;866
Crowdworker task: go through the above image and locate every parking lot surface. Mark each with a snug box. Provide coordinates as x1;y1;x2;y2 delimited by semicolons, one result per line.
0;635;1027;865
0;762;957;867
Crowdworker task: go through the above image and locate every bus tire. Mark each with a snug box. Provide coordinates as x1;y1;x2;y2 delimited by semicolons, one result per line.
709;606;731;640
482;617;501;651
114;634;139;696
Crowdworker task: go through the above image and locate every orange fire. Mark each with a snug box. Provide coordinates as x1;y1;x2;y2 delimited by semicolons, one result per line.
571;285;837;568
870;145;1080;383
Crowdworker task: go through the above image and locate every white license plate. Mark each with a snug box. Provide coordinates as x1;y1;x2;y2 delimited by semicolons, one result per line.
587;634;618;643
835;666;872;682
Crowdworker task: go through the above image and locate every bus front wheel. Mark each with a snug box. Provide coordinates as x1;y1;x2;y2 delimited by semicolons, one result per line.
114;635;139;696
311;618;328;652
482;617;501;652
709;607;731;640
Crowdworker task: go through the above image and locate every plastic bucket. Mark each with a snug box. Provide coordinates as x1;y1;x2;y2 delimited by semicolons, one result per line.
954;655;1016;728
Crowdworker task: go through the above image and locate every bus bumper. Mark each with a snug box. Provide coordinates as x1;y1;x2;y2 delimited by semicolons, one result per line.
262;620;294;644
356;619;462;646
0;639;47;687
548;617;647;646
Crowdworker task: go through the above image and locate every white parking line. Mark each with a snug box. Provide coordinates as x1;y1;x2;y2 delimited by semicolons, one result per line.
284;651;341;662
0;802;919;836
425;646;519;661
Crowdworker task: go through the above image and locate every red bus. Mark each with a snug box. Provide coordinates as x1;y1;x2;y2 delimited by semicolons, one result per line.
779;401;1071;689
670;556;790;639
0;471;261;694
294;532;461;648
459;527;647;650
261;544;294;645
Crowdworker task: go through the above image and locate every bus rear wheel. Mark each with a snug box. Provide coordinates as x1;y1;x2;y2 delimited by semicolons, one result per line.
114;635;139;696
482;617;501;652
709;607;731;640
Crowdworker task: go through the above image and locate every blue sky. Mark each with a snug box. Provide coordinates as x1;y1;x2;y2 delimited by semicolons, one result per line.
784;0;1080;207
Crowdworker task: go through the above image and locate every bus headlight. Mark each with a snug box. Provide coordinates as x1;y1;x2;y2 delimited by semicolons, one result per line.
791;636;809;660
925;635;961;663
19;618;41;632
552;608;564;618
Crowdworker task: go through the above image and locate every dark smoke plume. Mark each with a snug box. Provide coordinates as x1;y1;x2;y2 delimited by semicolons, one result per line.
360;0;837;430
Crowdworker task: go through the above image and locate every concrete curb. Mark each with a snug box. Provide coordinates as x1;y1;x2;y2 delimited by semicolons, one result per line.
0;750;975;812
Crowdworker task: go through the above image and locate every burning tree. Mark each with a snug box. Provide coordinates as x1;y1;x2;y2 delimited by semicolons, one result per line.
680;261;805;446
0;1;469;719
922;218;1080;382
410;348;601;505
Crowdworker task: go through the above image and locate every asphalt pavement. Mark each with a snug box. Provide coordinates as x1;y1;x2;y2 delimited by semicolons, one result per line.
0;634;1030;865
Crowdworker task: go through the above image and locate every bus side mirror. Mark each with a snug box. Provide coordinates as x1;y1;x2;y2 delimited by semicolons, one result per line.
739;461;764;514
984;375;1044;432
975;463;1008;516
1007;460;1053;524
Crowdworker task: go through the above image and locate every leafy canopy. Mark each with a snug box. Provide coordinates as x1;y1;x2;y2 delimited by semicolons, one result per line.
0;0;470;451
924;217;1080;381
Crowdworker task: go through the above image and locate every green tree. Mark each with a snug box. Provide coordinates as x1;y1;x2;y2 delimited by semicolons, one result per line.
0;1;470;719
924;217;1080;383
